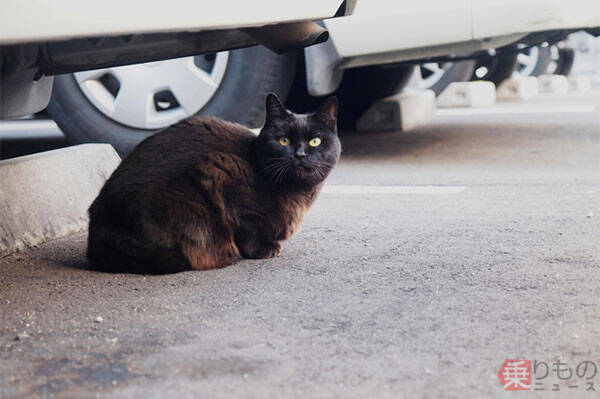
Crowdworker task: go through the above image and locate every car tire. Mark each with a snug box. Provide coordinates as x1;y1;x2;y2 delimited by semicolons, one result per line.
47;47;297;156
471;49;519;86
549;47;575;76
417;60;476;95
336;64;415;127
516;46;551;77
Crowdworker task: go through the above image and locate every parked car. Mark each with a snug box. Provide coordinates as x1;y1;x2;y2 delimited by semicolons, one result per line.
0;1;348;126
33;1;600;153
307;0;599;124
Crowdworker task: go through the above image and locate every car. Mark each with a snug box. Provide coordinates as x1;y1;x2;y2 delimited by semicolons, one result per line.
17;1;600;154
0;1;349;128
301;0;600;124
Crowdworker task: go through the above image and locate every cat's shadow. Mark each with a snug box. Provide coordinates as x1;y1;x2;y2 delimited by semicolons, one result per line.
31;236;114;274
55;254;104;273
56;256;176;275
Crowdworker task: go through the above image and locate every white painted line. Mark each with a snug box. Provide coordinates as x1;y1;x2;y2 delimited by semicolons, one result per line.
322;185;467;194
436;105;596;116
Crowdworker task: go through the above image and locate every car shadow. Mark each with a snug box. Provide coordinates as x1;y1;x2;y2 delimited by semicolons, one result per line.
338;125;447;160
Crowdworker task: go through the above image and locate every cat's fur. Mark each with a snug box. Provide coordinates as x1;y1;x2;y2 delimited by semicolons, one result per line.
87;94;340;274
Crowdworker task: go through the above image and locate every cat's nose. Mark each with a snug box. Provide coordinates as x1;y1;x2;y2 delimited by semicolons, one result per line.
295;147;306;158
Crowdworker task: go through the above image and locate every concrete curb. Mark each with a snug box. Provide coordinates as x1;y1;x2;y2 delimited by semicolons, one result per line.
0;144;120;255
496;76;539;101
356;89;435;132
437;81;496;108
538;74;569;95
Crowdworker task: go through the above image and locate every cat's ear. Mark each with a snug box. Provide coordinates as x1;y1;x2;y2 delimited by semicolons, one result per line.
315;96;339;132
265;92;288;122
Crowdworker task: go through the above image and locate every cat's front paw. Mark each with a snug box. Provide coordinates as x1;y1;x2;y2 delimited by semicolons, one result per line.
250;241;281;259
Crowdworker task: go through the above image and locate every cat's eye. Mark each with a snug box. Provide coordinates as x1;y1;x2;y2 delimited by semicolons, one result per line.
278;137;290;146
308;137;322;147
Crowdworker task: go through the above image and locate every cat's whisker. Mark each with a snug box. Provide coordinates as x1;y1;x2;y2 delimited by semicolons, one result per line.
263;157;287;167
263;162;284;173
267;165;282;184
263;158;286;169
274;165;286;186
265;161;284;176
274;163;290;187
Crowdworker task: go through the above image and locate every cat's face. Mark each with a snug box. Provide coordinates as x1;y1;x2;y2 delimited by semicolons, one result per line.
255;93;341;188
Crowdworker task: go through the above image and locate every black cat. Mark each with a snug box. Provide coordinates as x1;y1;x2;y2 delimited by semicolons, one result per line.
87;93;341;273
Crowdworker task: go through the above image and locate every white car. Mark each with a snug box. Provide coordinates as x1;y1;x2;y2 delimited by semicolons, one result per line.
0;0;348;135
13;0;599;154
301;0;600;124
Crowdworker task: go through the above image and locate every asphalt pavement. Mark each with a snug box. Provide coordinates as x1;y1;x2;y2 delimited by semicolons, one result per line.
1;90;599;398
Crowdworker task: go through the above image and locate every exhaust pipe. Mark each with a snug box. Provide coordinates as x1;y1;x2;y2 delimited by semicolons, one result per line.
243;21;329;54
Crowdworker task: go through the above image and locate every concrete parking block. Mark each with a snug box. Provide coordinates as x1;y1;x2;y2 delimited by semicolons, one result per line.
496;76;539;101
0;144;120;255
568;75;591;92
356;89;435;132
537;74;569;95
436;81;496;108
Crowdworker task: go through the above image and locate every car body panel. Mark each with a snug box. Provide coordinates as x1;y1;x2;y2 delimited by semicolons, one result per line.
323;0;472;59
304;0;600;94
472;0;600;39
321;0;600;64
0;0;343;45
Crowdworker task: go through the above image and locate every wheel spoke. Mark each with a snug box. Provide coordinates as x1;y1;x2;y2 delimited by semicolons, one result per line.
111;81;154;128
74;68;109;83
104;66;139;84
158;59;219;116
422;63;442;74
418;62;448;88
517;53;531;67
211;52;229;82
